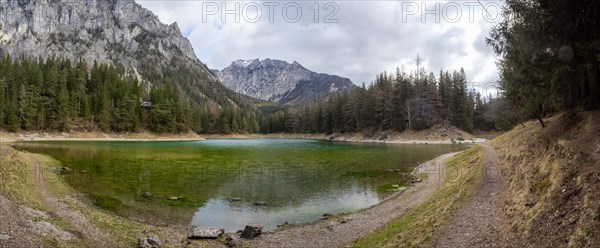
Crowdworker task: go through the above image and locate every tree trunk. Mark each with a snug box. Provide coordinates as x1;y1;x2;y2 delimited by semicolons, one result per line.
537;115;545;128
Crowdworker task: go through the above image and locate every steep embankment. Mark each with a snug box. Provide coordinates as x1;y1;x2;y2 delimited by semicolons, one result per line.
490;111;600;247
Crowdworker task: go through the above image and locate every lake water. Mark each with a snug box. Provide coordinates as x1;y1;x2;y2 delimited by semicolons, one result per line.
13;139;468;232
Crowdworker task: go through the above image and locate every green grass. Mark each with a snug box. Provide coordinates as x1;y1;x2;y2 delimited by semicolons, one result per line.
353;146;484;248
0;149;47;211
0;146;165;247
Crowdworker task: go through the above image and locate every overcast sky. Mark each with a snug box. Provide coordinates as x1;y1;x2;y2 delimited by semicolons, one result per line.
137;0;503;86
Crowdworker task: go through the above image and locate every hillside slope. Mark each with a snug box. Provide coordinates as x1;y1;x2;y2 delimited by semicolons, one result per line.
491;111;600;247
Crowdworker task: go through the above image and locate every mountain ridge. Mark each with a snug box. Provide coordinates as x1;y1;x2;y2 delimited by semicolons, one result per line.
216;58;357;105
0;0;240;110
0;0;267;134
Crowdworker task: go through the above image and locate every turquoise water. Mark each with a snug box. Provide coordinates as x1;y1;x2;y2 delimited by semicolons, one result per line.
13;139;468;232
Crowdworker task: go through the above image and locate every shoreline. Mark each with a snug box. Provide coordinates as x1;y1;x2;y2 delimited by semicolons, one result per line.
1;138;467;247
2;127;487;144
0;131;205;143
244;152;457;247
2;131;486;144
200;132;487;145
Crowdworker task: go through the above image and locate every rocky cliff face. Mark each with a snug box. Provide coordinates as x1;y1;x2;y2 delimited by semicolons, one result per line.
0;0;230;106
216;59;356;105
0;0;202;71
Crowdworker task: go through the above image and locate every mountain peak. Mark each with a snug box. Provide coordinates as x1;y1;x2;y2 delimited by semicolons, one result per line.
217;59;356;105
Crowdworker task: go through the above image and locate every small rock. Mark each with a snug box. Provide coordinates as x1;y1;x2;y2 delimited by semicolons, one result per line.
80;170;87;173
320;213;333;220
188;226;224;239
240;224;262;239
228;197;242;202
223;233;240;247
169;196;183;201
254;201;267;206
0;234;10;240
142;192;152;198
138;235;162;248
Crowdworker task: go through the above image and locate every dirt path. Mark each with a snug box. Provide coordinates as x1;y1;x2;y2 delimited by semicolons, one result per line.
28;155;118;247
244;153;456;248
433;144;526;247
0;194;47;248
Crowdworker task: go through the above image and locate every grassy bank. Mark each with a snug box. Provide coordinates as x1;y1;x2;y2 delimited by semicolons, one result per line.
490;111;600;247
353;146;484;247
0;145;188;247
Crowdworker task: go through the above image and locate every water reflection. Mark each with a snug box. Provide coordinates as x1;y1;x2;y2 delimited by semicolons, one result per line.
193;185;379;232
11;139;468;229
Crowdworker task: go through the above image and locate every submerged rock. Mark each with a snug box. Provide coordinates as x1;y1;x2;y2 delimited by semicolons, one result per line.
187;226;224;239
138;235;162;248
253;201;267;206
240;224;262;239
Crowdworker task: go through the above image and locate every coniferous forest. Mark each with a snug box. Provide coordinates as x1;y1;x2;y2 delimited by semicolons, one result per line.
0;55;262;134
0;54;512;134
260;67;510;134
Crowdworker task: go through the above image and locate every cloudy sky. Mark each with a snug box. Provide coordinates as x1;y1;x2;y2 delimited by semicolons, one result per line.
138;0;503;86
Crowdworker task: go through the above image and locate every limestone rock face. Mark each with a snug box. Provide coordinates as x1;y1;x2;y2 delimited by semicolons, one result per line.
0;0;231;107
0;0;200;71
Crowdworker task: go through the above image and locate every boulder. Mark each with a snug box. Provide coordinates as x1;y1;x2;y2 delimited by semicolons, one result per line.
240;224;262;239
187;226;224;239
138;235;162;248
223;233;240;247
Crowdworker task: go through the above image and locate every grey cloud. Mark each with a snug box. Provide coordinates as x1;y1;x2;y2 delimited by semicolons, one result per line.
138;1;500;85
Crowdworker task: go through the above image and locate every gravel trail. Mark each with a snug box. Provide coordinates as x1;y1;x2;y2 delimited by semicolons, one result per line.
433;144;527;248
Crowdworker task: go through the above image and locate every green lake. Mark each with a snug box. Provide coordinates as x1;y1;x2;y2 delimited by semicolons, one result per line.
13;139;468;232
